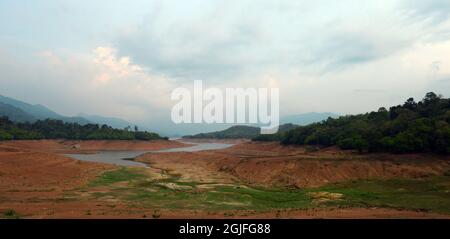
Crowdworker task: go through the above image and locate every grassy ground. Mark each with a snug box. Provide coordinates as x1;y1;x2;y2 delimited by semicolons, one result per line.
1;209;20;219
87;167;450;214
317;177;450;214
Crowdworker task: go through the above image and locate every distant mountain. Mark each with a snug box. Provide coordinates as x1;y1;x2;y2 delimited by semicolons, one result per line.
0;94;92;125
183;123;298;139
0;95;59;119
281;112;339;125
0;102;36;122
78;113;134;129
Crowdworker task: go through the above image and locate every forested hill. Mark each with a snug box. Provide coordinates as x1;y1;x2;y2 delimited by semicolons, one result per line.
184;125;260;139
183;124;298;139
263;92;450;154
0;117;166;141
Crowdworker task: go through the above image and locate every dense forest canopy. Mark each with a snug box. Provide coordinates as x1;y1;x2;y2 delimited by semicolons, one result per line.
0;118;166;141
255;92;450;154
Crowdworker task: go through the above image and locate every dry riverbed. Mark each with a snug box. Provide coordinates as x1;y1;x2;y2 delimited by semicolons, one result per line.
0;139;449;218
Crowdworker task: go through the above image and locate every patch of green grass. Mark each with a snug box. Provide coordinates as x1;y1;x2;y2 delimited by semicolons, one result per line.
3;209;20;219
89;167;145;187
88;167;450;214
315;176;450;214
88;167;312;210
206;186;312;210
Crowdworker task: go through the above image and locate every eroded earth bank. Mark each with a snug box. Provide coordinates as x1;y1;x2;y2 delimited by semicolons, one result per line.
1;140;449;218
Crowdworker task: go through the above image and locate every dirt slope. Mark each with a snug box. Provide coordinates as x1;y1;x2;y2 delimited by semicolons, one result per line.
0;139;185;218
1;140;449;218
138;142;450;188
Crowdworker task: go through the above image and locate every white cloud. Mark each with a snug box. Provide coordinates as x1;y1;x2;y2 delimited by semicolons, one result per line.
1;0;450;135
0;46;177;124
115;0;450;82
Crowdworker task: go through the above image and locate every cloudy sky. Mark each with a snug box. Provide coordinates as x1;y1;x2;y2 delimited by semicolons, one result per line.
1;0;450;135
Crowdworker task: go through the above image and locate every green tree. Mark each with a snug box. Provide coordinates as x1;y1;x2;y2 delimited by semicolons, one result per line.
273;92;450;154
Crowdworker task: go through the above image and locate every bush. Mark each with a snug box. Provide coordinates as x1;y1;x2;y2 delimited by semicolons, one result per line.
338;136;368;153
337;138;355;150
3;209;19;219
0;130;13;140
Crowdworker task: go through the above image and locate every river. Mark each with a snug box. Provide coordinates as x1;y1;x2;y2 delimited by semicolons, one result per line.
64;141;233;167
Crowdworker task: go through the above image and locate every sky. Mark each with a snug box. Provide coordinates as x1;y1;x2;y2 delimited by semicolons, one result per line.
1;0;450;135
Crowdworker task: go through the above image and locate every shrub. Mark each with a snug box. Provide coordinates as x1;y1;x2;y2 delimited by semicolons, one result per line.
0;130;13;140
3;209;19;219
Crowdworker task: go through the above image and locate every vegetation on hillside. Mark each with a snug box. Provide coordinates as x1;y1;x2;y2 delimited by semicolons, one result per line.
0;117;166;141
269;92;450;154
184;124;298;139
251;124;298;141
184;125;261;139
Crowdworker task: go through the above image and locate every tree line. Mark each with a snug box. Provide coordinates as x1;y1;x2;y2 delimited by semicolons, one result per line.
254;92;450;154
0;118;166;141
